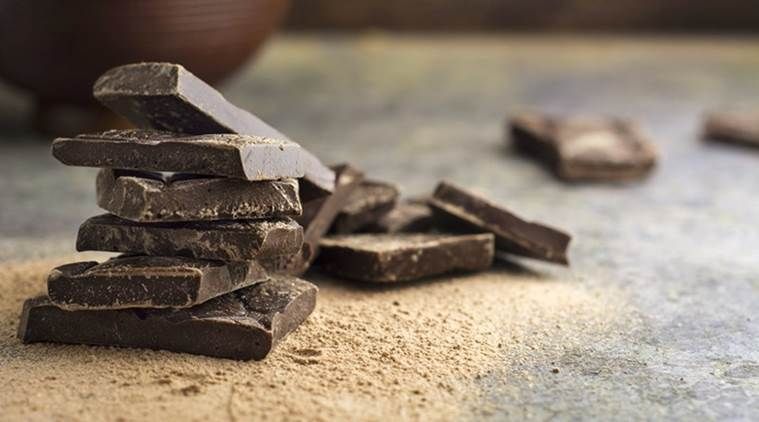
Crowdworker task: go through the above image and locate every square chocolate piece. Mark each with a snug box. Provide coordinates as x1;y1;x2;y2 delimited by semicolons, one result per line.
47;256;269;310
510;112;657;182
331;180;399;234
704;111;759;147
429;181;571;265
317;233;494;282
19;276;318;361
96;169;302;222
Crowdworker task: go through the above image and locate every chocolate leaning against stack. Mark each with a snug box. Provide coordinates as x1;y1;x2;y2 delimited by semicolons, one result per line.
18;62;336;361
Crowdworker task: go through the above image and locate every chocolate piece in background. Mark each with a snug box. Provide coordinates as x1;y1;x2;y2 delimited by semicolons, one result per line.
19;276;317;361
510;112;657;182
363;199;435;234
331;180;399;234
703;111;759;147
94;63;334;197
53;129;305;181
77;214;303;261
429;181;571;265
48;256;269;310
317;233;494;282
97;169;302;223
264;164;364;275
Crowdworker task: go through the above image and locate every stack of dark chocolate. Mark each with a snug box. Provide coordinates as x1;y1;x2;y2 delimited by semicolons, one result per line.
16;62;348;361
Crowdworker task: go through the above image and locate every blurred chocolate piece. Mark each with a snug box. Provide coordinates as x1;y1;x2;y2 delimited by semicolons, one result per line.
96;169;301;222
332;180;399;234
76;214;303;261
429;181;571;265
52;129;304;181
317;233;494;282
264;164;364;275
364;200;434;233
48;256;269;310
704;111;759;147
94;63;334;196
19;277;318;361
510;112;657;182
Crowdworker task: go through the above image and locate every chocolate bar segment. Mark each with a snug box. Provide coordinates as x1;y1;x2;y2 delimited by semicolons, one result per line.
94;63;334;196
364;200;435;233
331;180;399;234
703;111;759;147
510;112;657;182
317;233;494;282
97;169;302;222
52;129;305;181
263;164;364;275
76;214;303;261
19;277;318;361
429;181;571;265
47;256;269;310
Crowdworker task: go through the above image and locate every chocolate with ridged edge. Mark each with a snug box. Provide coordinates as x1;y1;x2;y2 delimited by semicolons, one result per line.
317;233;494;282
429;181;571;265
52;129;305;181
76;214;304;261
19;276;318;361
262;164;364;275
510;112;657;182
96;169;302;222
47;256;270;310
703;110;759;147
331;180;399;234
93;62;334;196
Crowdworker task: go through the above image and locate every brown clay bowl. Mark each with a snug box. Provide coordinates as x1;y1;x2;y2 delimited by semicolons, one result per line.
0;0;290;105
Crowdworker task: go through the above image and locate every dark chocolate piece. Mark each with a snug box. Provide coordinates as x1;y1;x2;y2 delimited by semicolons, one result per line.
262;164;364;275
19;276;317;361
331;180;399;234
317;233;494;282
76;214;303;261
364;200;435;233
94;63;334;196
429;181;571;265
703;111;759;147
47;256;269;310
96;169;302;222
510;112;657;182
52;129;305;181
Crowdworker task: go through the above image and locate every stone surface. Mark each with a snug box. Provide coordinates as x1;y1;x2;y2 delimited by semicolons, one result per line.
47;256;269;310
1;35;758;420
77;214;304;261
318;233;494;282
96;169;301;222
20;276;317;361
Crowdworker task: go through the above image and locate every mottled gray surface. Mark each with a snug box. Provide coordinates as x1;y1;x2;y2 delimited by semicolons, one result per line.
1;35;758;420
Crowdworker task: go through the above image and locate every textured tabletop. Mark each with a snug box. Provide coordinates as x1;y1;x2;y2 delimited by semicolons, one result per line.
0;35;757;420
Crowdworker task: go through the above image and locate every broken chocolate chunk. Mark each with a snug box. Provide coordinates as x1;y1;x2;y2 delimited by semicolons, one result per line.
76;214;303;261
47;256;269;310
19;276;318;361
52;129;305;181
703;111;759;147
262;164;364;275
96;169;302;222
94;62;334;196
317;233;494;282
364;200;435;233
510;112;657;182
331;180;399;234
429;181;571;265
